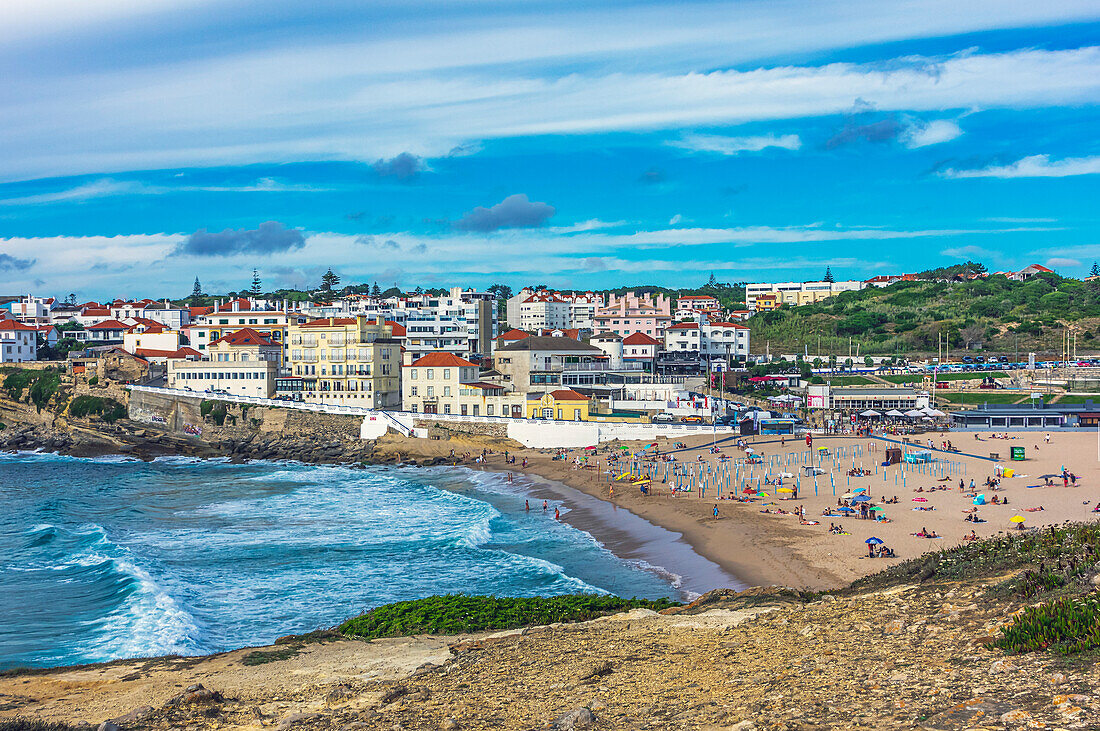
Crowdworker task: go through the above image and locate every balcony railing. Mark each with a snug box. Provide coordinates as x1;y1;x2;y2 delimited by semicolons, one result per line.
561;361;645;372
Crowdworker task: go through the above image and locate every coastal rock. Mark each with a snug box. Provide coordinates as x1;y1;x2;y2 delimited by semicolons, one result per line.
553;707;594;729
111;705;153;724
167;683;222;705
96;723;120;731
575;660;613;682
277;712;322;730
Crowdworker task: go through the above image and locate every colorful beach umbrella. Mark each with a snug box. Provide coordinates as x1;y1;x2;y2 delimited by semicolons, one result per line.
865;537;884;545
853;487;867;493
1010;515;1026;523
777;487;794;493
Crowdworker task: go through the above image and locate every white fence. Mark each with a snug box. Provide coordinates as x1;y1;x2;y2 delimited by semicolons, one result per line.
129;385;736;448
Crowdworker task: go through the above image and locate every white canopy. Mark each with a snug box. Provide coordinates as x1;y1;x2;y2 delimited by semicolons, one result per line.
885;409;905;417
860;409;882;417
905;409;925;417
925;408;946;417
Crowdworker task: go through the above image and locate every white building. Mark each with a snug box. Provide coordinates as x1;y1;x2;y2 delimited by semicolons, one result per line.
0;320;38;362
745;280;865;310
664;316;750;360
673;295;721;321
505;289;602;330
10;296;54;325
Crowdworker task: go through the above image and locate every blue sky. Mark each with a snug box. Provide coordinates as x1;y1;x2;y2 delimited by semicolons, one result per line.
0;0;1098;299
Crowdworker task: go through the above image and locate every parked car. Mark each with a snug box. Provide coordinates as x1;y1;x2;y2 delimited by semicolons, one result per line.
680;415;704;424
651;413;675;423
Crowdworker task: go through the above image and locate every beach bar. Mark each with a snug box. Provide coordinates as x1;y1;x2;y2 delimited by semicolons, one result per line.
949;401;1100;430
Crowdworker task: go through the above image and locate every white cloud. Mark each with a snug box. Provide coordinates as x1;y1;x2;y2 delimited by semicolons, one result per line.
942;154;1100;178
669;214;683;225
669;133;801;155
902;119;963;148
2;36;1100;180
548;219;626;234
1046;257;1082;268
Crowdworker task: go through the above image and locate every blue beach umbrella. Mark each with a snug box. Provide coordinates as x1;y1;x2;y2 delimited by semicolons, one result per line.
865;537;884;545
852;494;871;502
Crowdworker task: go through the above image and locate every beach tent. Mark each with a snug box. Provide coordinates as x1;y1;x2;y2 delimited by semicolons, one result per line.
925;408;946;418
885;409;905;417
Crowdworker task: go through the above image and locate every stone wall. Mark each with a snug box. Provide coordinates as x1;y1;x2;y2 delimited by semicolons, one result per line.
127;389;364;443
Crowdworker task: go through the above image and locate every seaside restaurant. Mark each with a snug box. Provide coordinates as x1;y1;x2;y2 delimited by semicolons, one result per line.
948;401;1100;430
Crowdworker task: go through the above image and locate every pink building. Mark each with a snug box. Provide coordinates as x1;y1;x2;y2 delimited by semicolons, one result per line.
594;292;672;339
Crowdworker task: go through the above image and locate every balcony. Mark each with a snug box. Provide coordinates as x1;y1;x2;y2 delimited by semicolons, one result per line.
561;361;644;372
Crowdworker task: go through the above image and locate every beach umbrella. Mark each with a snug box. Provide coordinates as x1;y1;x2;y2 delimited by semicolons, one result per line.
1010;516;1026;524
853;487;867;493
837;506;855;512
841;492;855;499
865;537;884;545
584;446;596;450
886;409;905;417
870;506;885;512
780;472;794;478
777;487;794;493
852;495;871;502
912;497;928;502
860;409;881;417
759;492;770;497
905;409;924;418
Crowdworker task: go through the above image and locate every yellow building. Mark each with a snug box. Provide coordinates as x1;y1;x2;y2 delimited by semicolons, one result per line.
526;389;591;421
286;316;400;407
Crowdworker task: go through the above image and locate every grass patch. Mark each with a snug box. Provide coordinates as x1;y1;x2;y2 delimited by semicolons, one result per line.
69;395;127;422
849;522;1100;601
339;594;680;639
0;720;78;731
991;594;1100;655
2;368;61;410
932;392;1025;405
1054;395;1100;404
824;375;876;385
241;646;301;666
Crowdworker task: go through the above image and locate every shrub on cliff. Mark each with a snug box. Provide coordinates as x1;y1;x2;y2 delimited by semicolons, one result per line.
69;395;126;423
1;368;60;411
339;594;679;639
991;594;1100;655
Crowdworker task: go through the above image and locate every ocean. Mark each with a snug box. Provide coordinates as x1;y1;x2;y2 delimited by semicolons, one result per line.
0;452;682;669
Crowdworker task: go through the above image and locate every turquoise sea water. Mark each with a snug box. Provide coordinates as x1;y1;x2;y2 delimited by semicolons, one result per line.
0;452;681;669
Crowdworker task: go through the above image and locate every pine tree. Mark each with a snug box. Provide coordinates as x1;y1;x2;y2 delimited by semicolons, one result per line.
192;277;203;298
823;266;835;283
248;269;262;296
371;282;382;297
320;268;340;292
1091;261;1100;278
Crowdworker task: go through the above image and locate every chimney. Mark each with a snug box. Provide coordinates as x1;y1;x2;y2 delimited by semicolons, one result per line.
329;317;335;326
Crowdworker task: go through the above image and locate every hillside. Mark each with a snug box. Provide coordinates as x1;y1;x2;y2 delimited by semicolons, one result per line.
748;272;1100;356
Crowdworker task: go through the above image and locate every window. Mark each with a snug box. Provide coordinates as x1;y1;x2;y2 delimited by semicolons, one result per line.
443;368;451;379
443;386;451;397
427;386;434;397
443;404;451;414
426;368;433;379
410;368;417;379
410;386;417;396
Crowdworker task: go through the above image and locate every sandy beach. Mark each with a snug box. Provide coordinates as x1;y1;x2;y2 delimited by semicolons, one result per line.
381;428;1100;592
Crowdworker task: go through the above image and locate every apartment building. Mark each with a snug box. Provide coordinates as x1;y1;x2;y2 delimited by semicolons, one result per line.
285;316;400;407
402;352;524;417
664;316;750;360
673;295;721;320
745;280;864;310
492;335;607;394
185;310;307;367
10;296;54;325
593;292;672;339
505;289;602;330
0;320;38;363
167;328;280;397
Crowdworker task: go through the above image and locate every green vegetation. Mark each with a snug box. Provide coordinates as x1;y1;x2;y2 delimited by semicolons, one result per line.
823;375;876;385
87;376;99;386
69;395;127;422
1055;395;1100;404
2;368;61;411
0;719;79;731
932;392;1025;405
883;371;1010;383
748;270;1100;355
241;646;302;665
339;594;680;639
200;399;230;426
992;595;1100;655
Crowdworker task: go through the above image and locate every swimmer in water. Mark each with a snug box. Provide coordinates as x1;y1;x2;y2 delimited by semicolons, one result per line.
555;507;560;520
543;500;548;510
525;499;530;511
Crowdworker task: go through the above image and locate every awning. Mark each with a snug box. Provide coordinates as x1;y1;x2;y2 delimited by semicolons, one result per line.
859;409;882;417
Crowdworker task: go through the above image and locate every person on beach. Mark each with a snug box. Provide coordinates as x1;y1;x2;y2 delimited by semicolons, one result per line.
525;499;530;511
543;500;548;510
713;505;719;519
554;507;560;520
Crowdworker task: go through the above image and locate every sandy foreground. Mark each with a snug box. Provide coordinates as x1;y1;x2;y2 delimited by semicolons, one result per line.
422;429;1100;592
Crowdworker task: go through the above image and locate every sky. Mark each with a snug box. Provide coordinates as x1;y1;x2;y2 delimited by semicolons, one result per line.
0;0;1098;299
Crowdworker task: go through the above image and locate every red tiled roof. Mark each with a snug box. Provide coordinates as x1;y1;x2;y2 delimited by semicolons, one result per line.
465;382;504;390
135;346;202;359
386;320;406;336
708;322;749;329
549;389;587;401
667;322;699;330
0;320;37;332
677;295;718;300
88;319;129;330
622;332;660;345
209;327;275;347
82;308;111;317
409;352;478;368
217;298;252;312
499;329;531;341
189;306;214;317
298;317;358;328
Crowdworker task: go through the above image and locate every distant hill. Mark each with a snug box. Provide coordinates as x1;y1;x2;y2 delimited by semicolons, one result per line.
747;272;1100;356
